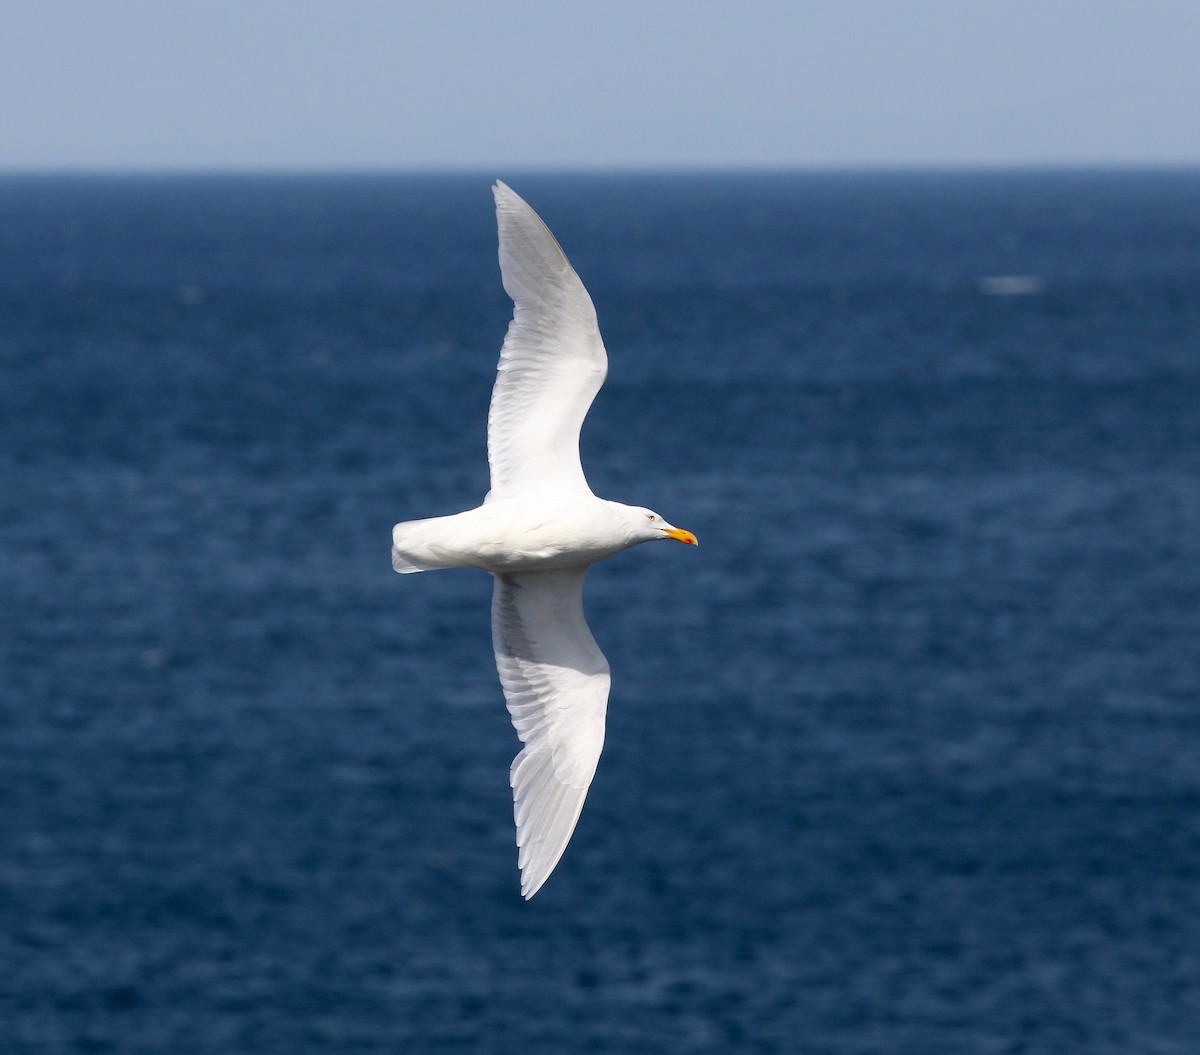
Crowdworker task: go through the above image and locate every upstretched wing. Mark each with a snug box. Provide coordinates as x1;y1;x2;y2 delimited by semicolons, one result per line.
491;567;610;898
487;182;608;500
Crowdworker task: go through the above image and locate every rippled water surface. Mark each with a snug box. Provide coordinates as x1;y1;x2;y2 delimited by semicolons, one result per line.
2;171;1200;1053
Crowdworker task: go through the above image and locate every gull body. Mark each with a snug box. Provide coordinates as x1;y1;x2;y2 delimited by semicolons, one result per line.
393;494;688;574
391;182;696;898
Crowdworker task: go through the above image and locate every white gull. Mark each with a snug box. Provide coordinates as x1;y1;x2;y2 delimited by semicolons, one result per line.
391;182;697;898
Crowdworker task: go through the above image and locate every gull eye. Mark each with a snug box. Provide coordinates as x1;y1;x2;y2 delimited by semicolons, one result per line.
646;513;656;521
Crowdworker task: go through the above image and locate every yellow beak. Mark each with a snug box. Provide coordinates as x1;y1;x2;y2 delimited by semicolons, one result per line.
664;527;698;546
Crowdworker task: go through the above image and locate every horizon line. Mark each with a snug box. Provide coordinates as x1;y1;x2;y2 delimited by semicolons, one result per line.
1;160;1199;179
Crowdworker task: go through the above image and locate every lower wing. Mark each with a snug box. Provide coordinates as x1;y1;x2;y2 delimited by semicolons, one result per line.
491;567;610;898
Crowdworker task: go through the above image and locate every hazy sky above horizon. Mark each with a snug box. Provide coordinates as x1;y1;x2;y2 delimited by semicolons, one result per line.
3;1;1197;171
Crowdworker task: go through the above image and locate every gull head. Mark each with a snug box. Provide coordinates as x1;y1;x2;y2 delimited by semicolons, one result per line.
623;505;698;547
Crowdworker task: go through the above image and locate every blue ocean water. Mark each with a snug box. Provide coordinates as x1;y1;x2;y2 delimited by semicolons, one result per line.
2;171;1199;1053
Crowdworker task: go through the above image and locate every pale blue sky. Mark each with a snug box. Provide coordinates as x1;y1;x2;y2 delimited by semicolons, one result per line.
2;0;1197;170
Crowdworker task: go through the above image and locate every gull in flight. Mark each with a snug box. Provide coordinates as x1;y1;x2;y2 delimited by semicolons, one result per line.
391;182;697;898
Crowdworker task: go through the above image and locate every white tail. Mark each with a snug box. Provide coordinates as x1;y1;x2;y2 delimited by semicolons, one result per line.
391;545;433;574
391;517;461;574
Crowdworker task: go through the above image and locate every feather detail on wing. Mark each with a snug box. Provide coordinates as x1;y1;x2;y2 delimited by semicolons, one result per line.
491;567;610;898
487;182;608;500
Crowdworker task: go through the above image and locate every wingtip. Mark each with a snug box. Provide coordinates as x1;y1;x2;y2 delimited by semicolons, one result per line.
510;749;592;902
520;867;551;900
